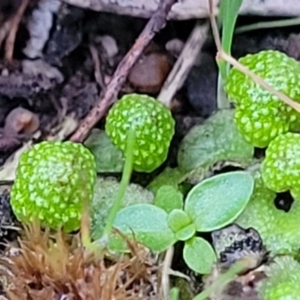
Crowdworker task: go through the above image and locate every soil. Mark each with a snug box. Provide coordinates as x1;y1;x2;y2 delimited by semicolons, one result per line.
0;1;300;299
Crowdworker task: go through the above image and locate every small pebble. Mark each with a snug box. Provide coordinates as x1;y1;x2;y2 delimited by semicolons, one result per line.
165;38;184;58
96;35;119;58
4;107;40;134
128;52;172;94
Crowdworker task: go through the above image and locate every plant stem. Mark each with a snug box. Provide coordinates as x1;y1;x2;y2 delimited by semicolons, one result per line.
192;261;246;300
217;73;230;109
102;129;135;238
236;17;300;34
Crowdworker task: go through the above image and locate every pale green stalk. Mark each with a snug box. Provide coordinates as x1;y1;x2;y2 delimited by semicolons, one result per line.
192;261;245;300
236;17;300;34
102;129;135;237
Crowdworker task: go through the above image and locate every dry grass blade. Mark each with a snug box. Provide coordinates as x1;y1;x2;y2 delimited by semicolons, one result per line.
0;222;159;300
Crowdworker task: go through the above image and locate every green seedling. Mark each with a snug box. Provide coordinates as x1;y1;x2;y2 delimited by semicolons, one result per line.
10;141;96;233
97;93;175;245
107;171;254;274
225;50;300;148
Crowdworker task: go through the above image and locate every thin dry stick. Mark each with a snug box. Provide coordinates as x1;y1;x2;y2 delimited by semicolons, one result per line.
5;0;30;61
208;0;221;51
89;44;106;91
0;19;12;49
160;246;174;299
70;0;178;143
158;21;209;107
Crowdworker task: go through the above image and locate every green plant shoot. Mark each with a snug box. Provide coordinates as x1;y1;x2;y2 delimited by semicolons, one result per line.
108;171;254;274
97;93;175;246
216;0;243;109
218;0;243;80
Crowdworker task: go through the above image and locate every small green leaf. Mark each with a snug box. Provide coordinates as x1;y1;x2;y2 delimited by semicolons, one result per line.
185;171;254;232
177;110;254;172
175;224;196;241
154;185;183;213
183;237;217;274
91;177;154;240
169;287;180;300
168;209;195;241
168;209;191;231
147;167;186;194
111;204;176;252
84;129;124;173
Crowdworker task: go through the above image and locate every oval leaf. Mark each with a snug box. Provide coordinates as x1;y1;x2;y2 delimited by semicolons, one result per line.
112;204;176;252
175;224;196;241
183;236;217;274
154;185;183;213
177;110;254;172
185;171;254;232
168;209;191;233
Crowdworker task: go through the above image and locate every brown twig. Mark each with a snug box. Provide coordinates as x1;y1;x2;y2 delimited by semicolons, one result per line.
70;0;178;143
5;0;30;61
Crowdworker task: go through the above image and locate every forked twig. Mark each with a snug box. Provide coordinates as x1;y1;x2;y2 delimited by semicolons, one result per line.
70;0;178;143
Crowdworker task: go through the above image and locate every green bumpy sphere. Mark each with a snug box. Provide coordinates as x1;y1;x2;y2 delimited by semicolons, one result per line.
225;50;300;148
263;281;300;300
105;94;175;172
10;141;96;232
237;171;300;255
260;256;300;300
261;132;300;200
